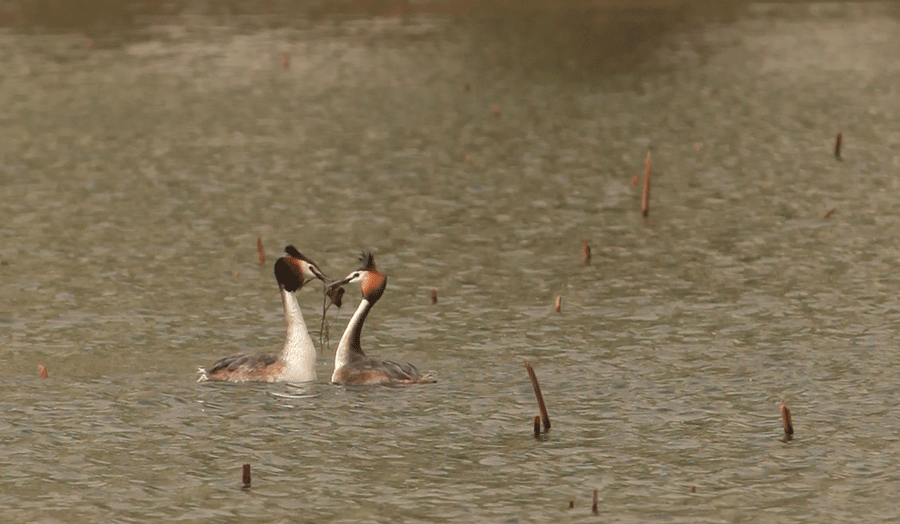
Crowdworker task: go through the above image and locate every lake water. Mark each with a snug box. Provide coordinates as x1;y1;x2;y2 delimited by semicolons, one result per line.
2;1;900;522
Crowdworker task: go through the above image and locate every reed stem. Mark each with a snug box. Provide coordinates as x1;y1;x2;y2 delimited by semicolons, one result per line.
524;360;551;431
781;403;794;441
242;463;252;489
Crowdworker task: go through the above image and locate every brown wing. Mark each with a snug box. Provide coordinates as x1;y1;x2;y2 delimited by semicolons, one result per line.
205;353;279;376
338;359;436;384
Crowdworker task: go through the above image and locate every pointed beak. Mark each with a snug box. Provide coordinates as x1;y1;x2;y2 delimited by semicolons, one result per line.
326;274;354;290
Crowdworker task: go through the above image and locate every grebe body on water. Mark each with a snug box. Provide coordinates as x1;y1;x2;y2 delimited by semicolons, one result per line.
327;252;434;385
197;246;342;383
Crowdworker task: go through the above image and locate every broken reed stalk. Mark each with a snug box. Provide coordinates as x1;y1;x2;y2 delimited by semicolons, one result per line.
591;489;598;514
824;208;836;219
582;240;591;265
554;296;562;313
834;132;842;160
38;364;48;378
256;237;265;265
641;149;651;218
524;360;551;431
568;500;574;509
781;403;794;441
242;463;251;489
430;288;438;304
533;415;541;437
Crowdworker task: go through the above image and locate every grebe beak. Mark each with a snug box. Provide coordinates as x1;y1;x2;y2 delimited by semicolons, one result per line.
327;274;355;290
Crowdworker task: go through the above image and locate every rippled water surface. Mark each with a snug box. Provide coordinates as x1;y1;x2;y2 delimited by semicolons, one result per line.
2;2;900;522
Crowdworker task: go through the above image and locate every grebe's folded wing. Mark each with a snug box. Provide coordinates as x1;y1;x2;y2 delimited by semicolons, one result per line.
376;359;437;383
206;353;278;375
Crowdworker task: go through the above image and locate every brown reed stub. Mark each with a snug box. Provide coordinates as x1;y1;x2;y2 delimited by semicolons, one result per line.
38;364;48;379
834;132;842;160
568;501;574;509
582;240;591;265
629;174;639;187
533;415;541;437
430;288;438;304
242;464;251;489
641;149;652;218
781;403;794;441
591;489;598;514
691;486;696;493
554;296;562;313
491;105;502;118
257;237;265;265
524;360;551;431
824;207;836;219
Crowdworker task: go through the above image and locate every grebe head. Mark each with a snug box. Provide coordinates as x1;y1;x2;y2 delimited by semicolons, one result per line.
328;251;387;303
277;246;345;307
275;246;330;291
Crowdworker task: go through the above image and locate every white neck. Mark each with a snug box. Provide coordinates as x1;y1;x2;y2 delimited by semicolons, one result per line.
277;287;317;382
331;297;371;381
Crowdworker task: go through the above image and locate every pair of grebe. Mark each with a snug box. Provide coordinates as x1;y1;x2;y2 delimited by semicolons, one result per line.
197;247;433;385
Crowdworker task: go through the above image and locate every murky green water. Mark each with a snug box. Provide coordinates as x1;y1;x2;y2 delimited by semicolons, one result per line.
2;2;900;522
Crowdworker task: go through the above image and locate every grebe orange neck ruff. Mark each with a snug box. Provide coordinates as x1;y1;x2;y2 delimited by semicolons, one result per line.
327;252;434;385
197;246;343;383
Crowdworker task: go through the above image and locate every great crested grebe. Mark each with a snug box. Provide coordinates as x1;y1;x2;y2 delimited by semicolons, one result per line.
197;246;343;383
327;252;435;385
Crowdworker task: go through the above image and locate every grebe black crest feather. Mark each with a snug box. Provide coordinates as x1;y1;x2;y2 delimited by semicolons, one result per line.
285;245;315;265
359;251;377;271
